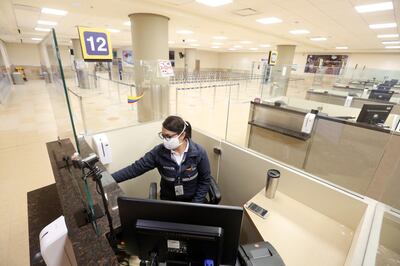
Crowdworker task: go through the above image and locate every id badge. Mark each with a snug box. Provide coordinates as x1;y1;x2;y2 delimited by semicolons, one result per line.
174;185;184;196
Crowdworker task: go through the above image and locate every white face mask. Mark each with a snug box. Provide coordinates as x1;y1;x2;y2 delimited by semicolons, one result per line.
163;125;186;150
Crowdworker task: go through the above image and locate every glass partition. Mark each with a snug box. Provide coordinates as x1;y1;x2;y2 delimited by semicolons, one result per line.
0;48;12;104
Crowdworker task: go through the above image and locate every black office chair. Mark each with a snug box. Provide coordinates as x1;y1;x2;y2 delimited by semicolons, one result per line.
148;176;221;204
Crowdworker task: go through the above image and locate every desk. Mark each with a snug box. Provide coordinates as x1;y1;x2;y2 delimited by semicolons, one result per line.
245;190;355;266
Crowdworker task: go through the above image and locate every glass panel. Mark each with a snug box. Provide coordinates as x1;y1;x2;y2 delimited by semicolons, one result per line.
0;46;12;104
41;29;80;152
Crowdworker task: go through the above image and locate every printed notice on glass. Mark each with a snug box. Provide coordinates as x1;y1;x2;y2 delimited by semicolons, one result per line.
158;60;175;77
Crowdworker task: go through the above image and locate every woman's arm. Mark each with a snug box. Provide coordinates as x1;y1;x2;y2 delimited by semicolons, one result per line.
112;147;158;183
192;149;211;203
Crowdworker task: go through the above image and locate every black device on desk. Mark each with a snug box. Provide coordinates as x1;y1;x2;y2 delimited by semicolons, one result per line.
368;90;394;101
118;197;243;266
356;104;393;125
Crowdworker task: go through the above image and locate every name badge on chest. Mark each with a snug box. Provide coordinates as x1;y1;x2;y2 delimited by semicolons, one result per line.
174;184;184;196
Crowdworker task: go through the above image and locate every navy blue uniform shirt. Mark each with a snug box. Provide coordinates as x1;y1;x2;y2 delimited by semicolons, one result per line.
111;139;211;203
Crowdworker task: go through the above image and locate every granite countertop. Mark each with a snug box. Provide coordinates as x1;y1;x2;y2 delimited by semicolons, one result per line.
45;138;125;266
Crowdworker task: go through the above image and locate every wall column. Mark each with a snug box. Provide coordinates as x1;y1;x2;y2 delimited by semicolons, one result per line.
129;13;170;122
270;45;296;96
184;48;197;74
71;39;90;88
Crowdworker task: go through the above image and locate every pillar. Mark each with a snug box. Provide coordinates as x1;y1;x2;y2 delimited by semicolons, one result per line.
71;39;90;89
129;13;170;122
271;45;296;96
184;48;197;74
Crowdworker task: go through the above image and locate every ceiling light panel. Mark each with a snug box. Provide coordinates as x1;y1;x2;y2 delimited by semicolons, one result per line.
190;43;200;46
259;44;271;47
123;21;131;26
249;48;259;51
289;29;310;35
336;46;348;49
212;42;223;45
35;27;51;32
369;23;397;29
382;41;400;44
41;7;68;16
186;39;198;43
233;45;242;48
385;45;400;49
256;17;283;25
355;2;393;13
37;20;57;26
196;0;233;7
240;41;252;44
211;46;220;48
377;34;399;38
310;37;327;41
31;37;42;41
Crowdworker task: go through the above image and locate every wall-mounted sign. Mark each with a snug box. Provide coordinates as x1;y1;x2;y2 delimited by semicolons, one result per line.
78;27;112;61
158;60;174;77
268;51;278;65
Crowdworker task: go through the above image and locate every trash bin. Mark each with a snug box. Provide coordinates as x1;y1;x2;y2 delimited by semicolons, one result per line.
11;72;24;84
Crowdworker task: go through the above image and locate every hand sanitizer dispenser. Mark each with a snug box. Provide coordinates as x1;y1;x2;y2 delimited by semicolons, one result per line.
92;133;112;165
39;216;77;266
301;110;317;134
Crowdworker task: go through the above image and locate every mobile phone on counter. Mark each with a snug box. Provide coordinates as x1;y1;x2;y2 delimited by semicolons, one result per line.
245;202;268;219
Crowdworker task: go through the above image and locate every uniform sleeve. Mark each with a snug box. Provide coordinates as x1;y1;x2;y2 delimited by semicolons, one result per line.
192;148;211;203
111;147;158;183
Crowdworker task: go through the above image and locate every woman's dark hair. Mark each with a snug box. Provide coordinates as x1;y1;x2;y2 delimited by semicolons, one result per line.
162;116;192;139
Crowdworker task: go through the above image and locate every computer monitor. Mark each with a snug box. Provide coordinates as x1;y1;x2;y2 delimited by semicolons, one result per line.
356;104;393;125
368;90;394;101
118;197;243;266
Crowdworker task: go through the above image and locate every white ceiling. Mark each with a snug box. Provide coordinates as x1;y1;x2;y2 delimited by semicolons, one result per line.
0;0;399;53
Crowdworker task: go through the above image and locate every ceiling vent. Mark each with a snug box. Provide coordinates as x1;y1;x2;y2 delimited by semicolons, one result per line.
233;8;260;17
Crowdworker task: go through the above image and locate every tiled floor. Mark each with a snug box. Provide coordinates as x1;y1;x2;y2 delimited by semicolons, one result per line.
0;80;58;265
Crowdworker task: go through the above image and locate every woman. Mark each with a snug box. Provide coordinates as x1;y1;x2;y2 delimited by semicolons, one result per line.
112;116;211;203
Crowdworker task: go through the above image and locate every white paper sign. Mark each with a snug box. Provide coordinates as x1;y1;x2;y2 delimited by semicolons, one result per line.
158;60;175;77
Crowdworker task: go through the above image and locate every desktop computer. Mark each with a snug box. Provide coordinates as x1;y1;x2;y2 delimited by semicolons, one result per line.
117;197;243;266
368;90;394;101
356;104;393;125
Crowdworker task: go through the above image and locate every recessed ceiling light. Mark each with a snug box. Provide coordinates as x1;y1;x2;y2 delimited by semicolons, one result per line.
240;40;252;44
310;37;327;41
190;43;200;47
168;41;175;44
385;45;400;49
259;44;271;47
382;41;400;44
249;48;259;51
233;45;242;48
211;46;220;48
355;2;393;13
186;39;198;43
195;0;233;7
35;27;51;32
369;23;397;29
377;34;399;38
176;30;193;35
256;17;283;25
107;28;120;33
31;37;42;41
213;36;227;40
228;48;237;51
289;29;310;35
336;46;348;50
123;21;131;26
37;20;57;26
212;42;223;45
41;7;68;16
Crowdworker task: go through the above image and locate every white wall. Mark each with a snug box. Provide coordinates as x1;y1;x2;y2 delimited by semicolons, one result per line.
59;45;72;67
6;43;41;66
218;52;268;70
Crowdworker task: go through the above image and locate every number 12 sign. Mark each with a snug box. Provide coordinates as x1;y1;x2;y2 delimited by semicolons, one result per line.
78;27;113;61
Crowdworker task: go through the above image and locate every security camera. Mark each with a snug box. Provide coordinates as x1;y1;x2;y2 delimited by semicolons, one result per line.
182;39;186;43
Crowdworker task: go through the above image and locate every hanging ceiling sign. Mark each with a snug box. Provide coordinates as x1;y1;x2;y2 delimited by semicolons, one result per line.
268;51;278;65
77;26;113;61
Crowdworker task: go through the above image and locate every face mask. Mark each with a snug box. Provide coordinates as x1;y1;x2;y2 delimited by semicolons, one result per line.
163;124;186;150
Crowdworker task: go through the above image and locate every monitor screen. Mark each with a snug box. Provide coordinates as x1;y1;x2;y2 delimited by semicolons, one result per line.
368;90;394;101
118;197;243;266
356;104;393;125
